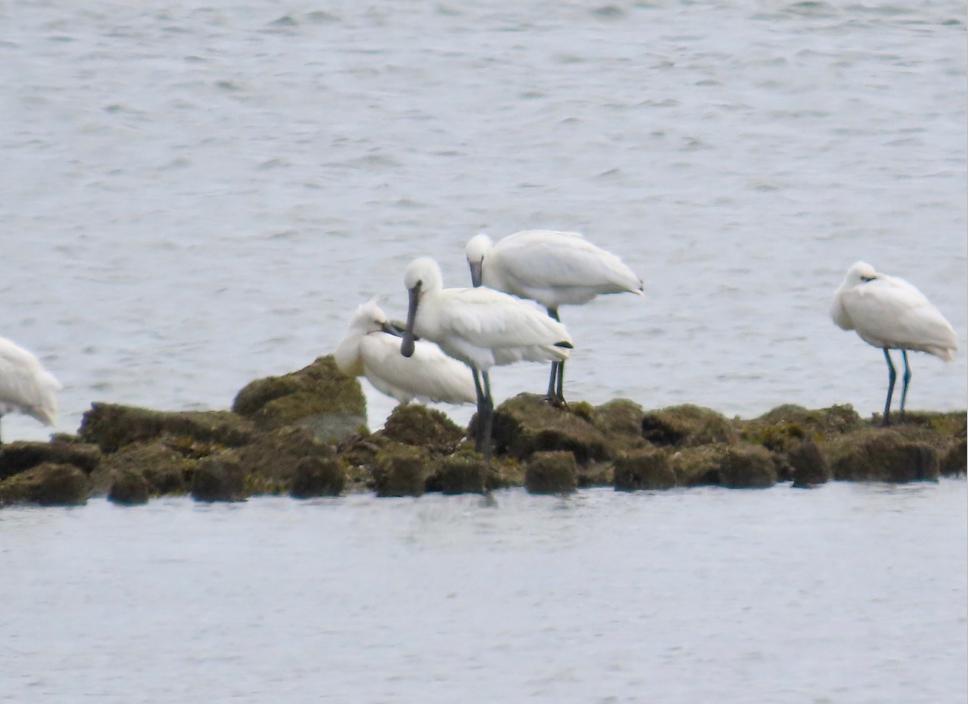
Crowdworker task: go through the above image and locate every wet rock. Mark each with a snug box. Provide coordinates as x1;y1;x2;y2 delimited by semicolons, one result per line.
577;461;613;488
614;448;676;491
741;405;862;453
719;444;777;488
290;456;345;498
0;439;101;481
433;453;487;495
372;444;430;497
484;457;526;491
232;355;366;443
108;469;150;506
79;403;254;453
825;429;939;482
90;440;194;495
593;399;646;438
491;393;613;463
237;426;339;494
789;439;831;488
525;450;578;494
940;438;966;476
191;454;247;502
379;404;465;454
669;445;728;486
0;462;89;507
641;405;737;447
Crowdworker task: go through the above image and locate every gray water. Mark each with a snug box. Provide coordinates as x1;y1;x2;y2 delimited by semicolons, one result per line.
1;481;966;703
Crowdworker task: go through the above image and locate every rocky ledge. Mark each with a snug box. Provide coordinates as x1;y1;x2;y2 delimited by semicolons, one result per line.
0;356;964;507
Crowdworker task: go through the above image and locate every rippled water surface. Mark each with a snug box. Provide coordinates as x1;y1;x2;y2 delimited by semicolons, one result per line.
2;481;966;704
1;0;965;438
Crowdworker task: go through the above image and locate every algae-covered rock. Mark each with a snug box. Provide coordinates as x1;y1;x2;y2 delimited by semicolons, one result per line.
789;439;831;488
614;448;676;491
719;444;777;489
289;456;345;498
940;438;966;476
669;445;728;486
594;399;646;438
191;454;247;502
379;404;466;454
232;355;366;442
491;393;614;463
525;450;578;494
641;405;737;447
0;462;90;506
108;469;150;505
237;426;338;493
433;453;487;495
0;440;101;481
825;429;939;482
90;440;194;496
742;405;862;451
80;403;254;453
373;444;430;497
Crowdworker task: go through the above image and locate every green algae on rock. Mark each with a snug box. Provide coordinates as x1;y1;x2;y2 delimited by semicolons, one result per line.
191;454;247;502
432;453;488;495
232;355;366;443
719;444;777;489
491;393;613;463
90;439;195;496
372;444;430;497
289;456;345;498
379;404;466;454
788;439;831;488
525;450;578;494
0;462;90;507
641;404;737;447
613;447;675;491
0;439;101;481
108;468;150;505
236;426;340;490
824;429;940;482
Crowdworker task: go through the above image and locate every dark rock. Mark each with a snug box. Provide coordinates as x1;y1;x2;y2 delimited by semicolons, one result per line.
434;454;487;495
669;445;728;486
614;448;676;491
719;444;777;488
90;440;194;495
525;450;578;494
232;355;366;442
191;454;247;502
108;469;150;505
380;404;466;454
789;439;831;488
641;405;737;447
237;426;338;494
490;393;614;462
940;438;966;476
826;430;940;482
290;456;345;498
79;403;254;453
577;461;613;487
0;462;89;506
0;440;101;480
373;444;430;497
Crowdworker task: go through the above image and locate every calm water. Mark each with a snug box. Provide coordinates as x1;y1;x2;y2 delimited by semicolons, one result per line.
1;481;965;704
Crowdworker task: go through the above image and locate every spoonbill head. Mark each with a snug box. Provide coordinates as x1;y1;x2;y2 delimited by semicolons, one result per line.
334;300;476;406
0;336;62;442
831;261;958;424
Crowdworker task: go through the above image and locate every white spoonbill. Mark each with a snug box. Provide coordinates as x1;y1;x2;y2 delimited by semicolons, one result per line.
465;230;642;404
830;261;958;425
0;336;61;443
400;256;574;458
334;300;476;405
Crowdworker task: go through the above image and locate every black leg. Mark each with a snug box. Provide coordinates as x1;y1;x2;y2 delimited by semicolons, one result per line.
545;307;567;406
882;348;896;427
546;361;558;401
472;368;487;451
899;350;911;419
480;371;494;462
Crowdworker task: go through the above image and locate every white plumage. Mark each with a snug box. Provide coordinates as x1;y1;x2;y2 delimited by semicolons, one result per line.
334;300;476;405
831;261;957;423
0;336;61;440
400;256;573;456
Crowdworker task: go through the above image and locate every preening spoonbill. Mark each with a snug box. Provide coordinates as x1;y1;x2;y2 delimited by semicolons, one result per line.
0;336;61;443
465;230;642;404
831;261;958;425
334;300;476;405
400;256;573;458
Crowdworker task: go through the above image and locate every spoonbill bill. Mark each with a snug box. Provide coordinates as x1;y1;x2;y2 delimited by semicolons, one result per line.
400;256;573;458
334;300;476;405
465;230;642;404
831;261;958;425
0;336;61;443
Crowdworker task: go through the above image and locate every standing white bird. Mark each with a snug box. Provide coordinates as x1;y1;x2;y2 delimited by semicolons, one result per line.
400;256;573;458
334;300;476;406
0;337;62;443
831;261;958;425
465;230;643;405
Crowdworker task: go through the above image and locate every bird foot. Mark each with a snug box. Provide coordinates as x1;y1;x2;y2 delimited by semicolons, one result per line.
544;394;569;410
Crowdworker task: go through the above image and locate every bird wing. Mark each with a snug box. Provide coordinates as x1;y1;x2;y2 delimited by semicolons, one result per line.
493;230;642;295
842;277;958;359
0;338;61;424
361;333;476;404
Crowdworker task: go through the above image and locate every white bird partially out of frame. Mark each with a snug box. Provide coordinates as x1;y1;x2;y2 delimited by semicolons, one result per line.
830;260;958;425
0;336;62;443
465;230;643;405
334;299;476;406
399;256;573;459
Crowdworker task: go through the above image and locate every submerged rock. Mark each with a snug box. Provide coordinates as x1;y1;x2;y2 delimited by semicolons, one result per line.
232;355;366;443
108;468;150;505
191;454;247;502
372;444;430;497
0;462;89;506
491;393;613;463
719;444;777;489
379;404;466;454
525;450;578;494
825;429;940;482
0;439;101;481
613;448;675;491
641;405;737;447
